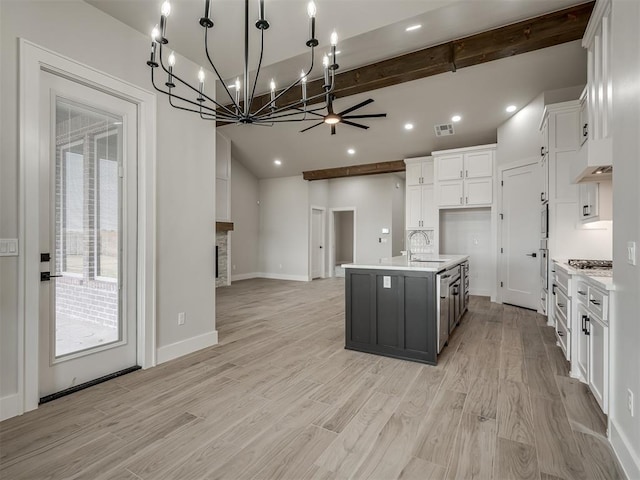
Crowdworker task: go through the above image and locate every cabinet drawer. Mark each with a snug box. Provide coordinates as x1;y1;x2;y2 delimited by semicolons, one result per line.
554;287;570;322
554;308;570;359
576;279;588;302
588;287;607;322
554;268;571;295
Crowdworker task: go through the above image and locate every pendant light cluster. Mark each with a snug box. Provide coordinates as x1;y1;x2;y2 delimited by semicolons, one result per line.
146;0;341;126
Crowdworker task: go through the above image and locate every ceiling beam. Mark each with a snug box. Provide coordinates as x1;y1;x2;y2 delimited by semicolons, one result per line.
221;2;594;118
302;160;406;181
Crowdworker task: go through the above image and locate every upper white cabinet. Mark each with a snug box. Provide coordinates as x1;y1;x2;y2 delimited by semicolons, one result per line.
572;0;613;182
578;180;612;223
433;144;496;208
404;157;436;229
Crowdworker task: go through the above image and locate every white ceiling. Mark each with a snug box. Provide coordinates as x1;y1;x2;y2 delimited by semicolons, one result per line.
86;0;588;178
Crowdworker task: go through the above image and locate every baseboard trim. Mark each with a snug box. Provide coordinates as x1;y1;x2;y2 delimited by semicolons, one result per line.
610;418;640;480
0;393;20;421
231;272;260;282
157;330;219;364
257;273;310;282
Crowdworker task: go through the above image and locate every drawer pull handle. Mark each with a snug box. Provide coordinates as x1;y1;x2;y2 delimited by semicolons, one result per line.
590;299;601;306
558;303;565;308
578;290;586;295
557;331;564;337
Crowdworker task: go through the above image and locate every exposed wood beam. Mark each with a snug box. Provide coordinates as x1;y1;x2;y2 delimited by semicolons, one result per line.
221;2;593;119
303;160;405;181
216;222;234;232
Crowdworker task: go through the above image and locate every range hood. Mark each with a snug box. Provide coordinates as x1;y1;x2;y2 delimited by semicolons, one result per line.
572;137;613;183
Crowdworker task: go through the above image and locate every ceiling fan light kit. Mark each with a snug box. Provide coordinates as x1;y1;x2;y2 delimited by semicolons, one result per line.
146;0;386;135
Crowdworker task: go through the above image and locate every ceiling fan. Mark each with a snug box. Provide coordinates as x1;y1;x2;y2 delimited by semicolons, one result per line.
300;96;387;135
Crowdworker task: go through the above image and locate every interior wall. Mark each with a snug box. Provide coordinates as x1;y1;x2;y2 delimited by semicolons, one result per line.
328;174;395;263
440;208;492;296
0;1;217;407
391;174;405;256
610;0;640;476
230;157;259;280
335;211;354;264
258;175;309;280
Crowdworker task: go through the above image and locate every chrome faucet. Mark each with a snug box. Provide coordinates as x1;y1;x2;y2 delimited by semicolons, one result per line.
407;230;430;261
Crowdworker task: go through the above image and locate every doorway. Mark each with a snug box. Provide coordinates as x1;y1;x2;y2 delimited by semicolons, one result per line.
310;207;326;279
499;161;540;310
331;209;356;277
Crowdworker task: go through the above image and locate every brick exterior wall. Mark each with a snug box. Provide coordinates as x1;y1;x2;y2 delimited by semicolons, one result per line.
216;231;228;287
56;278;118;328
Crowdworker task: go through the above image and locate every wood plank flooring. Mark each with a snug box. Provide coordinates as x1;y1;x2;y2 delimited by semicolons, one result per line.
0;278;624;479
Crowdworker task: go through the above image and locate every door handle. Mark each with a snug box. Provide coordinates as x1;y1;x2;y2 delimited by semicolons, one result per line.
583;123;588;137
525;253;537;258
319;246;323;249
41;272;63;281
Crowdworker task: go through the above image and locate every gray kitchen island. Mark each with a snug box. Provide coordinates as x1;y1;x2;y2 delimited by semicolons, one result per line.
342;254;469;365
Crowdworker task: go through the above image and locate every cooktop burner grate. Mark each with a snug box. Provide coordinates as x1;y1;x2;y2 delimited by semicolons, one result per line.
567;259;613;270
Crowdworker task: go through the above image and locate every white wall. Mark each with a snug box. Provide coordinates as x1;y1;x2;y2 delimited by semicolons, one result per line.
610;1;640;476
230;157;259;280
258;176;310;280
440;208;492;296
328;174;396;263
0;1;217;411
309;180;330;276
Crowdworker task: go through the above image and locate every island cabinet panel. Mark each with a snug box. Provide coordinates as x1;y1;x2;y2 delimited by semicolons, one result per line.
345;269;438;365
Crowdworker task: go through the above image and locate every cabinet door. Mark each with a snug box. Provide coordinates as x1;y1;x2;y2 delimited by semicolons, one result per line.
422;159;434;184
406;185;423;229
588;314;608;413
540;156;549;203
464;151;493;178
436;154;464;181
405;162;423;186
580;99;589;145
421;184;436;229
576;302;589;382
540;117;549;157
437;181;464;207
465;178;492;206
579;182;599;221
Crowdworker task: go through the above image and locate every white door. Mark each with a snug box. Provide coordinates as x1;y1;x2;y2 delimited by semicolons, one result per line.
311;208;325;279
500;162;540;310
39;71;138;399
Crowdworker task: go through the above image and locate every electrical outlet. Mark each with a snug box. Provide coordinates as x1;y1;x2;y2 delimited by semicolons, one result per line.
628;241;637;266
178;312;186;325
628;389;635;417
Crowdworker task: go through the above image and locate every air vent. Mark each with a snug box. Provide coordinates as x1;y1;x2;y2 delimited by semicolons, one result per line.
434;123;454;136
592;166;613;175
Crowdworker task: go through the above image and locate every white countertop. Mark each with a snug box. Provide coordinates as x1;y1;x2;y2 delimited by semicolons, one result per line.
553;260;614;291
342;254;469;273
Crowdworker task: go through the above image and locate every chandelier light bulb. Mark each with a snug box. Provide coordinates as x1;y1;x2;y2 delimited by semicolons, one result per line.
168;51;176;67
307;1;317;18
235;78;241;91
198;68;205;83
323;55;329;68
330;31;338;46
270;79;276;91
301;70;307;83
151;26;159;41
161;1;171;16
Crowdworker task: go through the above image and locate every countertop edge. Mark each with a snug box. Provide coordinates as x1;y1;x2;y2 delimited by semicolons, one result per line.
342;255;469;273
552;259;614;291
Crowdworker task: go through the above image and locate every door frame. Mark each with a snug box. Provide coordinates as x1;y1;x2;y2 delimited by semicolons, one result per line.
309;206;326;280
496;157;539;306
18;40;157;414
329;207;357;277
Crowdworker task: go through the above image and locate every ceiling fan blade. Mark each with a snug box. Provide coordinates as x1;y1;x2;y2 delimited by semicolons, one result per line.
342;120;370;130
337;98;374;116
342;113;387;119
300;121;324;133
331;125;336;135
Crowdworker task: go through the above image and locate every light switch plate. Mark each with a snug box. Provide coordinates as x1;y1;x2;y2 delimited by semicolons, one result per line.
628;241;636;266
0;239;18;256
381;228;390;234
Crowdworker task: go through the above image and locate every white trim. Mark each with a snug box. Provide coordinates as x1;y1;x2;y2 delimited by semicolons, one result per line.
231;272;260;282
0;394;21;422
257;273;310;282
310;206;327;280
329;207;357;277
582;0;611;47
18;40;156;417
431;143;497;156
226;231;232;286
156;331;219;365
610;418;640;480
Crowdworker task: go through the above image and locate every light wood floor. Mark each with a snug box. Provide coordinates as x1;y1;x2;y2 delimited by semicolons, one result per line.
0;277;624;480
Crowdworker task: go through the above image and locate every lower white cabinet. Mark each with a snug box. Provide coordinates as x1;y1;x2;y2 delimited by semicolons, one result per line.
588;313;608;412
576;301;589;381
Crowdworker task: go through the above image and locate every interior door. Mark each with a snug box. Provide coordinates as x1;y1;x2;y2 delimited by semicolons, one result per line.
500;162;540;310
311;208;324;279
39;70;138;399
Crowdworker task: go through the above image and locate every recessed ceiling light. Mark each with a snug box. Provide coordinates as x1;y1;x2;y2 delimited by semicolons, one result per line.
451;115;462;122
405;24;422;32
506;105;517;113
404;123;414;130
274;159;282;166
347;148;356;155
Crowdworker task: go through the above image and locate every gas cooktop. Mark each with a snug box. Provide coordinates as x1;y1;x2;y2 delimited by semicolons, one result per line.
567;259;613;276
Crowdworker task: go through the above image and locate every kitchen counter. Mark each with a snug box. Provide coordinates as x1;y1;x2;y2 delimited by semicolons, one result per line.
554;260;614;291
342;254;469;273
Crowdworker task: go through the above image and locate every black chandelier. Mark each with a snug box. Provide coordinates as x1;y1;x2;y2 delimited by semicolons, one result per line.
146;0;344;126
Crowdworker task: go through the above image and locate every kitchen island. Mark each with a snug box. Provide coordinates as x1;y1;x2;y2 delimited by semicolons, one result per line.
342;254;469;365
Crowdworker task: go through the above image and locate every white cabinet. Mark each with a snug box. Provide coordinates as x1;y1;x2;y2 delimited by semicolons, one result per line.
552;264;572;360
404;157;436;230
579;94;589;146
433;144;495;208
578;181;612;223
588;313;608;412
576;301;589;381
